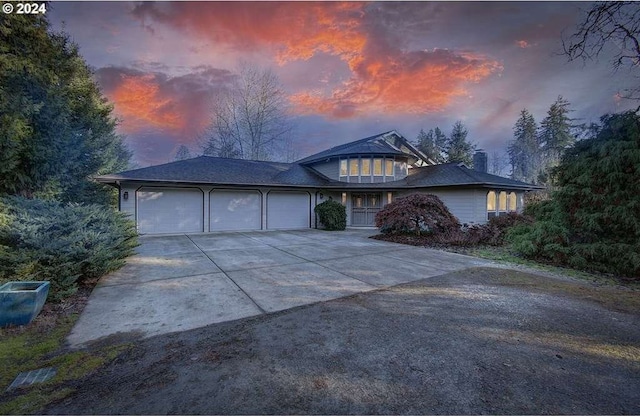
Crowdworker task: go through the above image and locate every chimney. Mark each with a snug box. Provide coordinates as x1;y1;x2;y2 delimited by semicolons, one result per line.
473;149;488;173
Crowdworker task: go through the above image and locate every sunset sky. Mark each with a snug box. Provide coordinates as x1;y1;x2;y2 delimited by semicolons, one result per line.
48;1;637;167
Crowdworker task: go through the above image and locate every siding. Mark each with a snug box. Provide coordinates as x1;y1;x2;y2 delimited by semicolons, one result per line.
309;159;340;180
397;189;487;224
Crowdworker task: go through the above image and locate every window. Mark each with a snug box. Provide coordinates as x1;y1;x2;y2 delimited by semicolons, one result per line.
387;192;393;204
361;158;371;176
350;159;359;176
499;191;507;211
508;192;517;211
487;191;496;211
340;160;348;176
385;159;394;176
341;192;347;205
373;158;383;176
487;190;518;219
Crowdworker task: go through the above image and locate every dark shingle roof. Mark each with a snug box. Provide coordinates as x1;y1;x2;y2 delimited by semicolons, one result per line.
402;163;544;190
96;156;332;187
296;131;407;164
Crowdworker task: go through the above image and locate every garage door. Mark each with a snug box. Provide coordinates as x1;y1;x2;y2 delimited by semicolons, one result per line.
210;190;262;231
267;191;310;229
137;188;203;234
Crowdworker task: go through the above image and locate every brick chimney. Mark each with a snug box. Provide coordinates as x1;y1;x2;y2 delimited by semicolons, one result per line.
473;149;488;173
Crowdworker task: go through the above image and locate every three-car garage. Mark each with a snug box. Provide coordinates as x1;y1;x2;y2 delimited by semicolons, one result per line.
134;187;312;234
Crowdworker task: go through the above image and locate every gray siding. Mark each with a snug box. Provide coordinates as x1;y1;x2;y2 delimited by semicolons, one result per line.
309;159;340;180
397;189;487;224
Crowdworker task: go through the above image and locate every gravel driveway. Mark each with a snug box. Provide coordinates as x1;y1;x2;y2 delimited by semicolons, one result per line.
47;267;640;414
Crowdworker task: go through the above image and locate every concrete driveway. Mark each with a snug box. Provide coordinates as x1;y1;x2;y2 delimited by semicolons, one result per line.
67;229;493;348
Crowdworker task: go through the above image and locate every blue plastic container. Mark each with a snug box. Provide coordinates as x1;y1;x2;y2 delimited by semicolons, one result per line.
0;281;50;327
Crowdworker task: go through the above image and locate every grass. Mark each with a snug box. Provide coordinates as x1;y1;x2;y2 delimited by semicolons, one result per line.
0;290;132;414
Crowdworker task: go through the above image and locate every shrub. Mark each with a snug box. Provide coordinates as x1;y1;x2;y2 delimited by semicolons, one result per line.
314;199;347;230
0;196;138;300
375;193;460;235
507;112;640;278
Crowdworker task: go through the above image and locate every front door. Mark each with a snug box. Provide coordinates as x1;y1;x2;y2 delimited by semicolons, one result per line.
351;193;382;226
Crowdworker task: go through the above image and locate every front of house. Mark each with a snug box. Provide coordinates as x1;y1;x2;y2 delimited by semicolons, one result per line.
96;131;543;234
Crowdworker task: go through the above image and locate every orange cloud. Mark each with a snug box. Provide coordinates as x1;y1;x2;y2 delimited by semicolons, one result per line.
516;40;531;48
291;50;502;117
133;2;502;119
110;73;183;133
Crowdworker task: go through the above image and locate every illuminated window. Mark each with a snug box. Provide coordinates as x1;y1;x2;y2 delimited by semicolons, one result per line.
385;159;394;176
340;160;347;176
499;191;507;211
387;192;393;204
341;192;347;205
350;159;359;176
487;191;496;211
373;159;383;175
508;192;517;211
361;158;371;176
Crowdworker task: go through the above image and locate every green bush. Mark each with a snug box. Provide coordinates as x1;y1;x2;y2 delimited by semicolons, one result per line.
507;112;640;278
0;196;138;300
314;199;347;231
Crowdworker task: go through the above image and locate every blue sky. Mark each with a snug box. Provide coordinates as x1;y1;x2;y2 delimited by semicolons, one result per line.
48;1;637;167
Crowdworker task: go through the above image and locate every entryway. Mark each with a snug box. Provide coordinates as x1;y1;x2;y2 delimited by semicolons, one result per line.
351;193;382;226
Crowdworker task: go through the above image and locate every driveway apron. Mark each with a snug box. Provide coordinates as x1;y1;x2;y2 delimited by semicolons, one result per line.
67;229;493;348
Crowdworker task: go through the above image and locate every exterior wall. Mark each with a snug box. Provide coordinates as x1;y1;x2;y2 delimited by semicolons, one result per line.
309;159;340;181
396;188;487;225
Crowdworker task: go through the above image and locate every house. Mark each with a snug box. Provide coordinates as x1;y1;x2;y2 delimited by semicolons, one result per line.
95;130;543;234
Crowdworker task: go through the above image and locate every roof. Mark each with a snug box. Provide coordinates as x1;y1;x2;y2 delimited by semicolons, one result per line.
296;130;429;164
95;156;332;187
96;157;542;191
402;163;545;190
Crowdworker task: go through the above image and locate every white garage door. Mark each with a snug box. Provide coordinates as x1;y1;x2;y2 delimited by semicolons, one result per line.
137;188;203;234
267;191;310;230
210;190;262;231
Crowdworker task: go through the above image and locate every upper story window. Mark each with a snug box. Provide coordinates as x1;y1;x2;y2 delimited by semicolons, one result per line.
339;156;403;183
349;159;359;176
373;158;383;176
385;159;394;177
361;159;371;176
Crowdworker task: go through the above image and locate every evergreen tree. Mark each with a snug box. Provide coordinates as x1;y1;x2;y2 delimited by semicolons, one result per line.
445;121;475;165
508;109;540;183
433;127;448;163
538;96;575;183
416;127;446;163
0;13;130;204
174;145;192;161
508;111;640;278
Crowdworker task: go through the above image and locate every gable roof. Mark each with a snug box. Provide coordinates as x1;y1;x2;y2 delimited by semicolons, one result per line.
95;156;332;187
296;130;432;165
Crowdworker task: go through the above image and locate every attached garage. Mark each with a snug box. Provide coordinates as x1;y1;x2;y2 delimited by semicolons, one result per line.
210;190;262;231
137;187;204;234
266;191;311;230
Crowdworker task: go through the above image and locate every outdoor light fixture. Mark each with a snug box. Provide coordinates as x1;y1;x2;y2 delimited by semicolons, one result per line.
123;191;129;200
319;192;324;199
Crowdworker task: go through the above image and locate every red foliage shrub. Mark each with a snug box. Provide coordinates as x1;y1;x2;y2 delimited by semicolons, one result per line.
375;193;461;235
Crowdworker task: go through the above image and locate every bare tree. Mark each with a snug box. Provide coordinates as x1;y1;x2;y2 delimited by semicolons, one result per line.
563;1;640;100
174;144;192;161
202;64;295;161
489;150;509;177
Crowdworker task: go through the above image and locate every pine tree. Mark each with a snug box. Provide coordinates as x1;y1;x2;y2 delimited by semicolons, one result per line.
415;128;448;164
445;121;475;165
539;96;575;183
508;109;540;183
0;13;130;204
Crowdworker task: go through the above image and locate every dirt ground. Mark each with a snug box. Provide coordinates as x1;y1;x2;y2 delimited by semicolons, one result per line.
44;267;640;415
